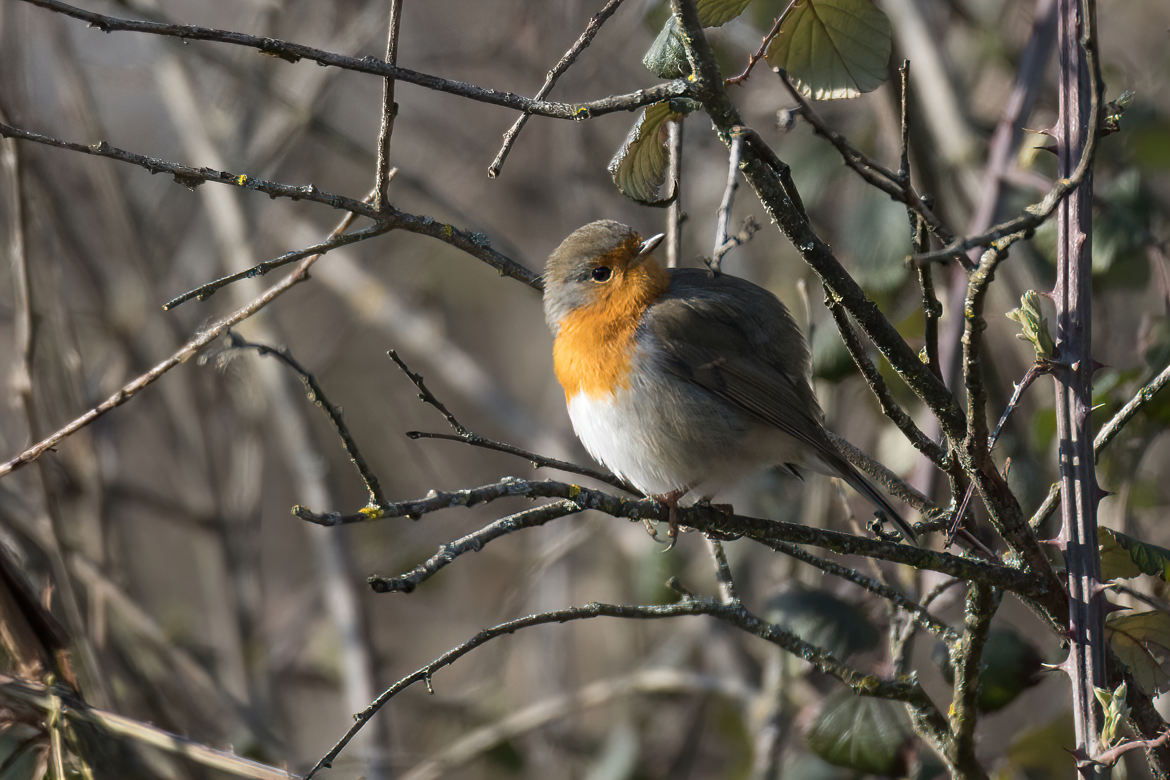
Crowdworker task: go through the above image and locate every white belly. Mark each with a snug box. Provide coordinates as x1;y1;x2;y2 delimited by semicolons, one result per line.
566;389;802;499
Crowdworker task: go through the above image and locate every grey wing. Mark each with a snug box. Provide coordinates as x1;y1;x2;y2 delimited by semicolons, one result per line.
644;270;917;542
643;270;828;453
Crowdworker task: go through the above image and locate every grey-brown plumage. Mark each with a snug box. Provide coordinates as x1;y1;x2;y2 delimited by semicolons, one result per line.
543;220;916;543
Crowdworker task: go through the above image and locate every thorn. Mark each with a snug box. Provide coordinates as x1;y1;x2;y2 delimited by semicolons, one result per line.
1091;359;1109;374
1023;125;1058;138
1035;143;1059;156
1041;660;1069;674
1097;485;1115;501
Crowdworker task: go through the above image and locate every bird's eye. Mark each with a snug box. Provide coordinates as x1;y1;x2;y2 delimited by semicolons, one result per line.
591;266;613;282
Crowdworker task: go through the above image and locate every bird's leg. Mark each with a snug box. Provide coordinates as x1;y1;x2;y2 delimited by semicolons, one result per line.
651;489;688;551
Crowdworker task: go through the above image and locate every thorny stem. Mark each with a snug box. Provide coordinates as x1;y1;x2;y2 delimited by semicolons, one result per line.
1030;360;1170;530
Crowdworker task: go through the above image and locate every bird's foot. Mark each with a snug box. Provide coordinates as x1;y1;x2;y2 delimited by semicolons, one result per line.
651;489;688;552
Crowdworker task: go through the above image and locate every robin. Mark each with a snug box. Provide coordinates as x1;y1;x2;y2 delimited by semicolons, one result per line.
543;220;917;546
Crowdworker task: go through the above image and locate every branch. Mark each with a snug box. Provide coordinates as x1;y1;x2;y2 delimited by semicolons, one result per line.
304;598;935;778
776;69;956;249
724;0;797;85
224;333;386;507
1030;360;1170;530
294;477;1046;596
19;0;687;120
708;127;746;273
0;122;544;303
368;500;583;592
823;290;949;468
488;0;626;177
949;361;1052;542
0;207;371;478
387;349;633;491
947;584;999;772
373;0;405;211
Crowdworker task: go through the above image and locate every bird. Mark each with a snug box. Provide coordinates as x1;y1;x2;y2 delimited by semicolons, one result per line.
542;219;916;546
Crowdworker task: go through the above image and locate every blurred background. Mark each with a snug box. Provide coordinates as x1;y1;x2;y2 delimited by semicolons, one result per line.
1;0;1168;777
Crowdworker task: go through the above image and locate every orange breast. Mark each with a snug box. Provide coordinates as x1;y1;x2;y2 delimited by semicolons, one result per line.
553;260;670;400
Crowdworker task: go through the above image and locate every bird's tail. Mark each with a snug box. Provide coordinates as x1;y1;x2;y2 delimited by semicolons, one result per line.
820;450;918;545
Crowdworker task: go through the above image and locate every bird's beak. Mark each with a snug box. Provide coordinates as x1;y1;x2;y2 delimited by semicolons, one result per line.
637;233;665;257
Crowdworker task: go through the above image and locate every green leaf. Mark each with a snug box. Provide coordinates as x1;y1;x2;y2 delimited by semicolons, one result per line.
696;0;757;26
1092;681;1130;749
1105;610;1170;695
1099;527;1170;582
765;0;892;100
806;688;912;775
767;586;880;657
1005;290;1057;361
608;102;684;205
642;0;756;78
642;16;689;78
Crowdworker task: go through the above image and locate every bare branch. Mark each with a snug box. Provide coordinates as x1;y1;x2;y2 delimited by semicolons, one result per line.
488;0;627;177
387;348;633;491
19;0;687;121
224;333;387;507
305;598;935;778
0;206;371;478
373;0;405;211
294;476;1047;596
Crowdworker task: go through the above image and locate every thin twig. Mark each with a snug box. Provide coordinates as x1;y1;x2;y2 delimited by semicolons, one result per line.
225;333;386;506
165;222;390;309
948;361;1052;542
897;60;912;183
369;501;584;593
294;476;1046;596
488;0;626;177
0;121;543;300
387;349;633;491
407;431;632;492
776;69;955;248
1031;359;1170;530
708;127;744;273
0;205;371;478
304;598;935;778
19;0;686;120
704;538;739;604
770;538;957;641
373;0;404;211
724;0;798;85
665;118;683;268
823;292;949;468
1088;730;1170;769
892;577;963;675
